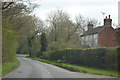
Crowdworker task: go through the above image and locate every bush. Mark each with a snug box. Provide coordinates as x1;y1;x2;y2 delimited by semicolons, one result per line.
32;57;119;77
117;46;120;71
41;47;119;71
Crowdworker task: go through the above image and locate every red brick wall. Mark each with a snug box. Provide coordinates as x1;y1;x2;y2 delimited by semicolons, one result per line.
98;27;118;47
118;31;120;46
116;29;120;46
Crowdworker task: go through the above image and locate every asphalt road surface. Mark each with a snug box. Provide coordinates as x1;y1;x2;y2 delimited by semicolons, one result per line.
3;55;118;79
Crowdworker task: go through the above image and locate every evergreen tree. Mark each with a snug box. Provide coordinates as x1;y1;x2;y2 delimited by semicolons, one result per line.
40;32;47;53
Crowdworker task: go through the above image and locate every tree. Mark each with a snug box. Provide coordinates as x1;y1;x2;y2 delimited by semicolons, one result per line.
2;2;14;10
2;1;40;62
45;9;81;50
75;14;86;34
40;32;47;53
2;1;42;55
47;9;73;41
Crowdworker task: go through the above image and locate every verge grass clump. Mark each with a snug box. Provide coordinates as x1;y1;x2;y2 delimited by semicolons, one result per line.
2;59;20;76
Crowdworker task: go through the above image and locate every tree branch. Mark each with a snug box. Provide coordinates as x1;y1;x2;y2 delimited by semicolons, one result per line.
2;2;14;10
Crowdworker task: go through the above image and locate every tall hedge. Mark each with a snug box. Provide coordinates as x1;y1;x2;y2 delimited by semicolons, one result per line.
41;47;119;71
2;29;18;63
117;47;120;71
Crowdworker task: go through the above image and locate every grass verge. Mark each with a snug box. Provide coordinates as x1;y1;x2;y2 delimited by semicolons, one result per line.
31;57;119;77
2;59;20;76
0;64;2;77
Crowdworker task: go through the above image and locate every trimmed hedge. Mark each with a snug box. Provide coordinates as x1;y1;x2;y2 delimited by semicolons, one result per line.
40;47;120;71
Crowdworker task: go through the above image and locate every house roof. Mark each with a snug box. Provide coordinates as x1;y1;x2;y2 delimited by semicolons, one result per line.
81;26;103;37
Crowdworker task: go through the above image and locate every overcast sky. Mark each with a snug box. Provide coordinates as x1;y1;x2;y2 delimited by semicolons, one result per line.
33;0;119;26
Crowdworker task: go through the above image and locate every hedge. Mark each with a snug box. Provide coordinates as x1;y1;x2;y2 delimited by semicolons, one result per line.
40;47;120;71
2;29;18;63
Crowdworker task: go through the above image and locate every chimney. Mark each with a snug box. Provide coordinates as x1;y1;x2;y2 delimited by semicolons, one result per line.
104;15;112;27
87;21;94;30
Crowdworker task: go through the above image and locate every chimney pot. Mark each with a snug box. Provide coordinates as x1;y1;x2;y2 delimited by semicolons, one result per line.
108;15;110;19
106;16;107;19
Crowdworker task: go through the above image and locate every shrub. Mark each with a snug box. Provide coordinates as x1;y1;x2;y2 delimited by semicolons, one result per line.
41;47;119;71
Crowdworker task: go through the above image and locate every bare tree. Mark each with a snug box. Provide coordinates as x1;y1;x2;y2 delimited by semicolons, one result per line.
46;9;81;50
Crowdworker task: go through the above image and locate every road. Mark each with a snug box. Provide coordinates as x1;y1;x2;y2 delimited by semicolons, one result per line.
3;55;118;79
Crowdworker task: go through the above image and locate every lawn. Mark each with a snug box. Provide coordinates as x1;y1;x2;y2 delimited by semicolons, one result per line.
2;59;20;76
31;57;119;77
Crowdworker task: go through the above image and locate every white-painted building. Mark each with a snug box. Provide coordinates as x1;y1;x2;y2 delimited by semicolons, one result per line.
81;33;98;48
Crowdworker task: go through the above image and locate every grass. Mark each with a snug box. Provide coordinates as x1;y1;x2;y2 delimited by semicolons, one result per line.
31;57;119;77
0;64;2;77
2;59;20;76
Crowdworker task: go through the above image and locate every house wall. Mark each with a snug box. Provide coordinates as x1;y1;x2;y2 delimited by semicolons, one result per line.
98;27;117;47
81;34;98;48
116;28;120;46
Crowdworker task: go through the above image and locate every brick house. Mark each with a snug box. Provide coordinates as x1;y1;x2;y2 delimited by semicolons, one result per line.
80;15;120;48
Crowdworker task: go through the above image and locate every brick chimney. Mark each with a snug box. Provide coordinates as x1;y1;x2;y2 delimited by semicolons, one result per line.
104;15;112;27
87;21;94;30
